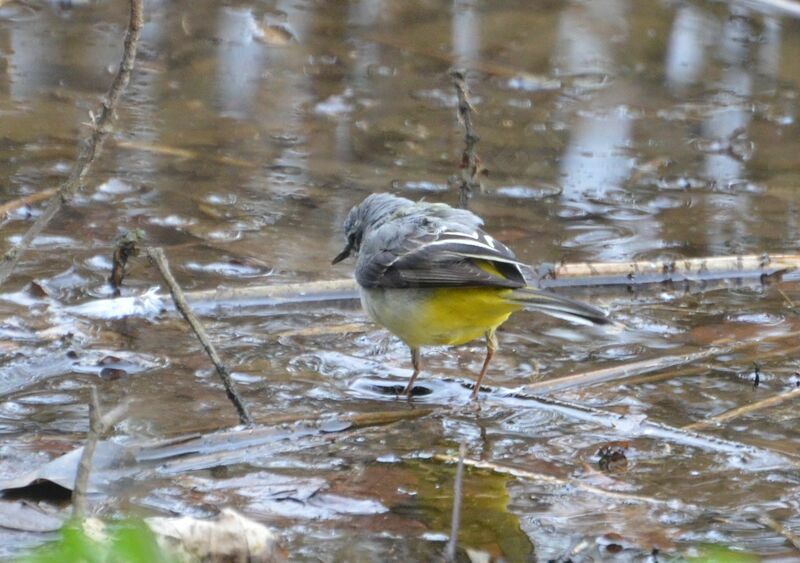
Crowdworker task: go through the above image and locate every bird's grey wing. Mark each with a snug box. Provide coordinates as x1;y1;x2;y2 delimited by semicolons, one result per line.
356;228;527;289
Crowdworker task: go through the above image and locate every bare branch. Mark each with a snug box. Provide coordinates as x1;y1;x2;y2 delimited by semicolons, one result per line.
450;69;482;209
0;0;144;287
145;247;254;426
540;253;799;288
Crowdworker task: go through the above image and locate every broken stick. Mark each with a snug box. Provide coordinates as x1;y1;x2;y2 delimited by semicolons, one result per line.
145;247;254;426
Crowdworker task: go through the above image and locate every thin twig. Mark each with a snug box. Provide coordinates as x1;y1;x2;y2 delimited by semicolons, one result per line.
145;247;254;426
0;188;57;217
0;0;144;287
446;442;466;562
72;387;129;518
450;69;481;209
684;387;800;431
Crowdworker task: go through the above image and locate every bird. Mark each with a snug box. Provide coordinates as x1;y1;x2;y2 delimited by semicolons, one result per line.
332;193;608;400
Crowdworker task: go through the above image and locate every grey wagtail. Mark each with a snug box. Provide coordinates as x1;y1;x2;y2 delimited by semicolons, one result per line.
332;193;608;400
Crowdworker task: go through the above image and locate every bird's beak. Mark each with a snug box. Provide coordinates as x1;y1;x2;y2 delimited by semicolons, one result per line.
331;240;354;265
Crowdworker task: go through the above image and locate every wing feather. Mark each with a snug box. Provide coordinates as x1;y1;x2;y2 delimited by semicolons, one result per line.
356;228;527;289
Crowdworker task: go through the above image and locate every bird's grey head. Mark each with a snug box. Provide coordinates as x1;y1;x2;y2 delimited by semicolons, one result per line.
331;193;412;264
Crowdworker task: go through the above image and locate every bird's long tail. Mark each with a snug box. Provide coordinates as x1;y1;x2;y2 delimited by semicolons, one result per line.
506;287;608;326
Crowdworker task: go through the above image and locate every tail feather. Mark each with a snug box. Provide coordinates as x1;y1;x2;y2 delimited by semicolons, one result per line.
507;287;608;326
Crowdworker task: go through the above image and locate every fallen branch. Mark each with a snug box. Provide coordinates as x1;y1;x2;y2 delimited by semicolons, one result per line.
145;247;254;426
73;253;800;316
538;253;800;288
72;387;129;518
684;387;800;431
0;188;57;218
450;69;481;209
0;0;143;287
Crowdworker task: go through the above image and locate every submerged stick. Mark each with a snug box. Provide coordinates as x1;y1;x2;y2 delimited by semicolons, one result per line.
190;253;800;302
450;69;481;210
606;333;800;390
183;278;357;305
522;346;733;395
446;442;466;562
684;387;800;431
527;331;800;395
145;247;254;426
0;0;144;287
112;139;256;169
73;387;129;518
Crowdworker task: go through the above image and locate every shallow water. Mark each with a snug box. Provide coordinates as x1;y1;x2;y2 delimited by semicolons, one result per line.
1;0;800;560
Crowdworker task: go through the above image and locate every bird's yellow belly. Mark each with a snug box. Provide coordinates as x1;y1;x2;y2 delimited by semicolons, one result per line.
361;287;520;347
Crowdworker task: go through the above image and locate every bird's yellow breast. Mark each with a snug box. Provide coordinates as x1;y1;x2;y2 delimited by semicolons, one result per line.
360;287;521;348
